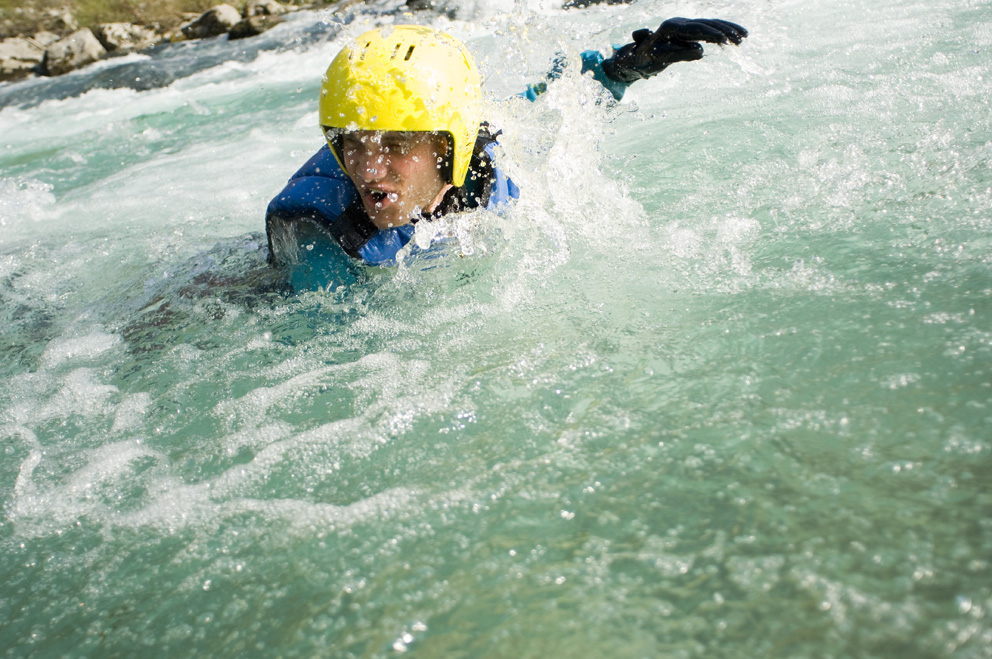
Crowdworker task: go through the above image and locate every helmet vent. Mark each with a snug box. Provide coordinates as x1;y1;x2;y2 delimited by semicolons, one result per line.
387;44;416;61
354;41;372;61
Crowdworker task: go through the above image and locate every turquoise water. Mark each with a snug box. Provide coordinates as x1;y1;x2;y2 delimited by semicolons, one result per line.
2;0;991;656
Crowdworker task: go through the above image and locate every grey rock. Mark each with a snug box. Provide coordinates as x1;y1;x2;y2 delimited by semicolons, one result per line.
229;15;283;40
94;23;159;53
42;28;107;77
0;36;44;82
244;0;289;17
32;32;62;48
181;4;243;40
563;0;631;6
404;0;457;17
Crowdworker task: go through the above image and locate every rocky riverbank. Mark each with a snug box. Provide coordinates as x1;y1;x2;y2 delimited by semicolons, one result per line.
0;0;623;83
0;0;377;83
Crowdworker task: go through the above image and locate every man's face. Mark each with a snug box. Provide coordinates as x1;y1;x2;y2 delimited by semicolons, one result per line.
339;131;448;230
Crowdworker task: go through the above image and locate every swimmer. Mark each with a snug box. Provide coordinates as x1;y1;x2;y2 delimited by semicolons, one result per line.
266;19;748;275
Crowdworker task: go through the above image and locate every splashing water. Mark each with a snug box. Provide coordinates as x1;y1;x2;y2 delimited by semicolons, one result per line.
1;0;991;656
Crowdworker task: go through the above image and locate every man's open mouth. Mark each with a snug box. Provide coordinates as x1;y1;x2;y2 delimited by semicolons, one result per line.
365;189;399;209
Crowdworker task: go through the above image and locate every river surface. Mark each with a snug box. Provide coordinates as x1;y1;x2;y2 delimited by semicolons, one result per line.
1;0;990;656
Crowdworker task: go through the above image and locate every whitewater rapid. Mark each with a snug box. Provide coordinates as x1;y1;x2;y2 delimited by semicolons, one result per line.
1;0;991;656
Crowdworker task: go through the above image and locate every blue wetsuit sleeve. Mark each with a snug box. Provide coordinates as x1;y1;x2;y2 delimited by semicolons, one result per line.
579;50;629;101
517;51;630;102
521;83;547;102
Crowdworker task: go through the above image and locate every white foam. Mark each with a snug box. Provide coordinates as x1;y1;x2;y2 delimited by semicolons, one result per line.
110;392;153;434
40;368;120;423
0;178;56;229
39;330;122;371
8;439;159;535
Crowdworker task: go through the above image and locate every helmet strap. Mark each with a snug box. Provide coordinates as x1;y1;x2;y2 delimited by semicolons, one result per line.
437;132;455;185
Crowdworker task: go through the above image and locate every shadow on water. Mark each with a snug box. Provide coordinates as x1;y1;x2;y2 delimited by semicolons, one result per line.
0;233;290;375
111;235;294;359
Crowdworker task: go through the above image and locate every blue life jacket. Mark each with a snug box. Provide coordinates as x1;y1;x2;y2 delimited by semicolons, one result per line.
265;131;519;276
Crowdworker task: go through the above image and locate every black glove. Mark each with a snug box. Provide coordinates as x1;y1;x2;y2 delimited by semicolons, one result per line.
603;18;748;83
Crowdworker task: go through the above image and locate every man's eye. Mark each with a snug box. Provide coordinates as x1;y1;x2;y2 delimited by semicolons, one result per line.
384;140;413;154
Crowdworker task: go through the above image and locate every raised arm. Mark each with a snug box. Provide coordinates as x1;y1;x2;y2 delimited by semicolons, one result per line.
582;17;749;101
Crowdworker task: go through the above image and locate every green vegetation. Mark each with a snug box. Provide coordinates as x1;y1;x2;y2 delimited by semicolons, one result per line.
69;1;220;29
0;0;324;38
0;0;209;37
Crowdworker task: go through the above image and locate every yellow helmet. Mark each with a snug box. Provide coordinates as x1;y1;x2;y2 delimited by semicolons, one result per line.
319;25;483;188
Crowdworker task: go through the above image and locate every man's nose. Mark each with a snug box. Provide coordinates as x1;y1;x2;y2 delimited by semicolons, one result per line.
355;148;387;182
